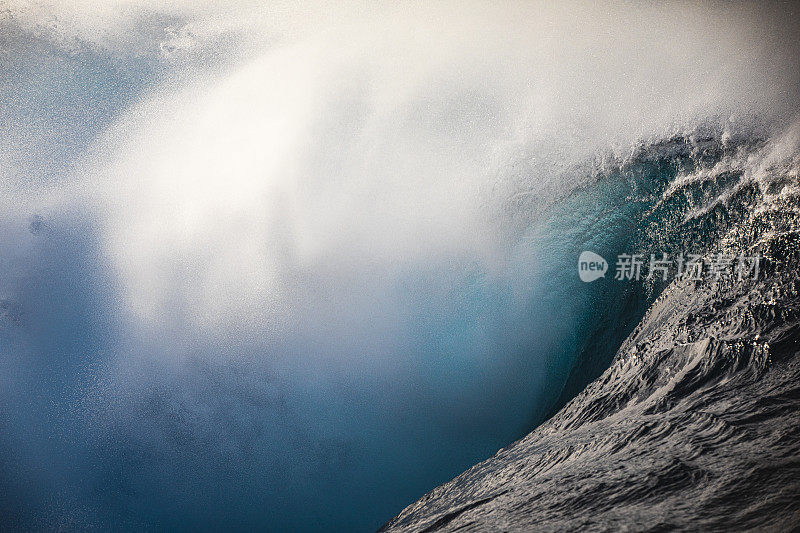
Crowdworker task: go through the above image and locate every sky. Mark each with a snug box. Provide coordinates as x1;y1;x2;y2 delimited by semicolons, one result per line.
1;1;799;530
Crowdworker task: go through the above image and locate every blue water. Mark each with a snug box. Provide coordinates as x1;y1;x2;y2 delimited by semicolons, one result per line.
0;12;790;532
0;131;733;531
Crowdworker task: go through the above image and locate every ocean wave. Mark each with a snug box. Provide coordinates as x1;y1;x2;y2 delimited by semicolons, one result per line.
381;121;800;532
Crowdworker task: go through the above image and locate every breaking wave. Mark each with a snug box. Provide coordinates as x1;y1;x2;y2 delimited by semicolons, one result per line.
2;3;799;531
382;121;800;531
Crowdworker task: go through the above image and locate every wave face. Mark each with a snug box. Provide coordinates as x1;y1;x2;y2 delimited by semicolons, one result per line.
381;124;800;531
